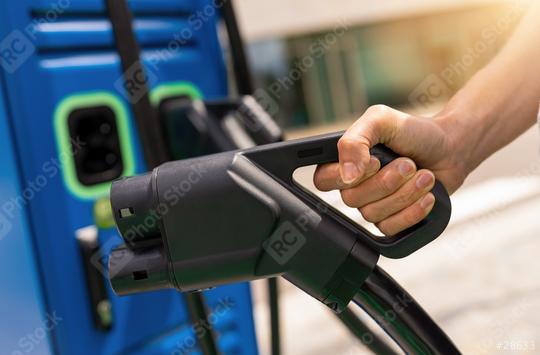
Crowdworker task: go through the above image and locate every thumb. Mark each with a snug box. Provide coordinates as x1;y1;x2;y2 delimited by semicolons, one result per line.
338;105;404;184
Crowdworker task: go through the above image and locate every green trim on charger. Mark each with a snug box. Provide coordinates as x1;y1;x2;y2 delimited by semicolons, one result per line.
53;92;136;200
150;82;204;107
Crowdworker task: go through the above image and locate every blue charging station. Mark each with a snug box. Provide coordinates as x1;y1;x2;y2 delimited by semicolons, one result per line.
0;1;258;354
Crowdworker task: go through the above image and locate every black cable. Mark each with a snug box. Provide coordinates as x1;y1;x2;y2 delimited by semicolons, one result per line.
105;1;219;354
220;3;281;355
268;278;281;355
337;308;398;355
105;0;170;167
221;0;254;95
353;266;460;355
185;293;220;355
221;5;395;355
221;2;456;355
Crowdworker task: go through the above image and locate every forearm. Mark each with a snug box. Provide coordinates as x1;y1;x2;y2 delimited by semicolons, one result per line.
436;2;540;175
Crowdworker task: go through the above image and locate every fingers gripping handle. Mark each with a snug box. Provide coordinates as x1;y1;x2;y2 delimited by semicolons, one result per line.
368;145;451;258
242;131;452;259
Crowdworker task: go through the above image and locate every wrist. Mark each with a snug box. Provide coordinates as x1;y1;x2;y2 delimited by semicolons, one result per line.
432;100;486;183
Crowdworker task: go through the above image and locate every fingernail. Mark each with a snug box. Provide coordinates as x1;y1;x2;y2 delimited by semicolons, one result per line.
416;172;435;189
342;162;360;183
420;194;435;209
398;160;415;178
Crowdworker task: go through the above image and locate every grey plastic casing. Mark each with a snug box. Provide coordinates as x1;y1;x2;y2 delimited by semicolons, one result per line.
109;132;451;311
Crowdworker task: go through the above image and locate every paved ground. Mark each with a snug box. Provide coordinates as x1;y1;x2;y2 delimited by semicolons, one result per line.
251;125;540;354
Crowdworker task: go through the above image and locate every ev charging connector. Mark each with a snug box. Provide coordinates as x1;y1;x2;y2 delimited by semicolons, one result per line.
108;132;451;312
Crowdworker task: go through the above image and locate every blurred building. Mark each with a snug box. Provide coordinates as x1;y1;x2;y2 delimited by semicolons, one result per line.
235;3;539;355
236;0;529;128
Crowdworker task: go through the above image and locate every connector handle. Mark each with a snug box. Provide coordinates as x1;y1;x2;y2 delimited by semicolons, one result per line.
243;131;451;258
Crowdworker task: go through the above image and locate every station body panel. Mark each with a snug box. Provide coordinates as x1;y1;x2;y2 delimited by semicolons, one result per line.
0;1;258;354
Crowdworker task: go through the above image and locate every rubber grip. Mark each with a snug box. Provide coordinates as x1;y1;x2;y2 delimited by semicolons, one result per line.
242;131;452;258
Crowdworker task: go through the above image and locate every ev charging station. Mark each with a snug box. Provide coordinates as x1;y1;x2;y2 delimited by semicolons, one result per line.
0;1;462;355
0;1;258;354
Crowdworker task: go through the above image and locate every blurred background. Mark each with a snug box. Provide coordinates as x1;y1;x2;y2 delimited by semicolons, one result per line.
238;0;528;129
232;0;540;354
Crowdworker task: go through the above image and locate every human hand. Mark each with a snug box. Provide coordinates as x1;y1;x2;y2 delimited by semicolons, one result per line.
314;105;466;235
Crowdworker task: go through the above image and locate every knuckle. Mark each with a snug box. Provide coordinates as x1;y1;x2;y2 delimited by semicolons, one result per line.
376;171;396;194
395;189;415;206
340;189;358;208
359;206;377;223
313;172;326;190
366;104;390;117
404;206;426;226
337;136;357;152
376;222;391;236
394;194;409;206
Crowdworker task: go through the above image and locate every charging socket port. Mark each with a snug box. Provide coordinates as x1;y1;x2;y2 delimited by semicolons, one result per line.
54;92;135;199
68;105;124;186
